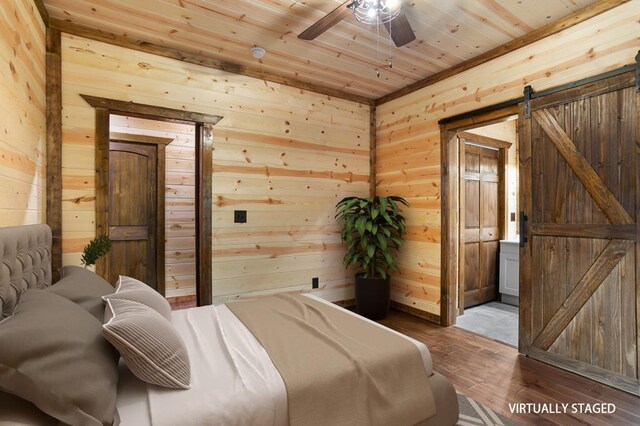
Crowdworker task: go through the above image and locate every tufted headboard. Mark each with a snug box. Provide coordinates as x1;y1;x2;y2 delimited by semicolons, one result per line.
0;224;52;318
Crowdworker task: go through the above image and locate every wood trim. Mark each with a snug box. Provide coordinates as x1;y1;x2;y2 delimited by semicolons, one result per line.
498;148;507;242
529;347;640;396
156;144;166;296
376;0;629;105
46;28;62;282
458;131;513;149
81;95;223;125
109;132;174;146
529;223;638;240
370;105;376;197
196;123;214;306
533;109;634;225
95;108;110;280
457;138;466;316
532;239;634;350
33;0;49;27
636;97;640;400
50;18;373;106
440;128;459;326
518;102;533;355
442;106;519;132
390;300;441;325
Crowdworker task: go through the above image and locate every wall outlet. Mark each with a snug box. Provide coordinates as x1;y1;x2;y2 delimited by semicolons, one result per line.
234;210;247;223
312;277;319;289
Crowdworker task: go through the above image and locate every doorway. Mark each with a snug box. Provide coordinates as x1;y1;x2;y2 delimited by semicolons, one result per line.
82;95;222;306
440;68;640;394
444;119;519;347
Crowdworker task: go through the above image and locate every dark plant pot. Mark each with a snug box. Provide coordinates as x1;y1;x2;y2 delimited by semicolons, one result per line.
355;273;390;320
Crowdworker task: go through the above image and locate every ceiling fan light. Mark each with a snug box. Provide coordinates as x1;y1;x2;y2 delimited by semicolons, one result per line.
350;0;402;25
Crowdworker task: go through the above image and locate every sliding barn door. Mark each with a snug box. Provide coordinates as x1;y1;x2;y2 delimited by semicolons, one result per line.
519;71;639;394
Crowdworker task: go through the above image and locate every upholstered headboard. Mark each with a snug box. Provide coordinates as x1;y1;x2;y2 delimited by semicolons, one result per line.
0;225;52;318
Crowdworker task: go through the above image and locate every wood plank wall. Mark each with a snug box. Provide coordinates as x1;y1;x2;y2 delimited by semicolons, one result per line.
0;0;46;226
376;2;640;318
110;116;196;298
60;34;370;302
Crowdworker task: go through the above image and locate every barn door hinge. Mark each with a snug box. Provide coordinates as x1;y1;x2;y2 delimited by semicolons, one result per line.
635;50;640;93
523;85;534;118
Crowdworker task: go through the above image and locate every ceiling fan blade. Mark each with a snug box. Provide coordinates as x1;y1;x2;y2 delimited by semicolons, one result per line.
298;1;352;40
384;10;416;47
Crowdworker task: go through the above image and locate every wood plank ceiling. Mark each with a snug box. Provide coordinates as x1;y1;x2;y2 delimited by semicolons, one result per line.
42;0;599;99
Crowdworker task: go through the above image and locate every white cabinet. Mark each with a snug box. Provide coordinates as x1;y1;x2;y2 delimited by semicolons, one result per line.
499;240;519;304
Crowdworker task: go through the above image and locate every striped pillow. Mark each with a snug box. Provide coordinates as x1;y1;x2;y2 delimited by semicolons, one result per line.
103;299;191;389
103;276;172;321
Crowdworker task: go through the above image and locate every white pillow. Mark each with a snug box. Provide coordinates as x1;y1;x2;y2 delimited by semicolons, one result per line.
103;299;190;389
103;275;172;321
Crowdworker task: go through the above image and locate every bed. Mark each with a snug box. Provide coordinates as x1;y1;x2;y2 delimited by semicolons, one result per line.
0;224;459;426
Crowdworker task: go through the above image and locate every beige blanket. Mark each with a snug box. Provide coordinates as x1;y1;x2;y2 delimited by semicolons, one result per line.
226;294;436;426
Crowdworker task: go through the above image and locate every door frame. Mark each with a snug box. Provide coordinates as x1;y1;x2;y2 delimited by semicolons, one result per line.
106;132;172;295
440;105;518;326
458;136;510;315
82;95;223;306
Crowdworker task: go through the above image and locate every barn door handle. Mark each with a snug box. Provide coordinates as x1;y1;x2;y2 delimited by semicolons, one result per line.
520;211;528;247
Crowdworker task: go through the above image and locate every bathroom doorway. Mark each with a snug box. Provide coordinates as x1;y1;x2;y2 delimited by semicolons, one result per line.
440;109;520;347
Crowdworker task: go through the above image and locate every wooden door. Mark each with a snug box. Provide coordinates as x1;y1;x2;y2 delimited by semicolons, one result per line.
108;141;162;290
461;144;501;309
519;71;639;394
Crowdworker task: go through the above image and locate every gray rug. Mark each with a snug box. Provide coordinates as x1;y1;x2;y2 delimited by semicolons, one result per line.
454;302;518;347
457;393;515;426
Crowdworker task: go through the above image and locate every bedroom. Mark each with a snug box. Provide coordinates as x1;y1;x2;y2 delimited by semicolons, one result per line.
1;0;639;425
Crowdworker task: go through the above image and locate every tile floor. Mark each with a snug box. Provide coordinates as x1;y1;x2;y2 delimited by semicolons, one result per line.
454;301;518;347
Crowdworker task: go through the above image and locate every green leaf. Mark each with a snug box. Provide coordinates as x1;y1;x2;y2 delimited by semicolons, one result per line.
376;232;387;251
379;197;388;214
81;234;112;267
367;244;375;260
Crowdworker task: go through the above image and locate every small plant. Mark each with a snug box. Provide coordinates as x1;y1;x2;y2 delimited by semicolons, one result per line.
335;196;409;279
81;234;112;267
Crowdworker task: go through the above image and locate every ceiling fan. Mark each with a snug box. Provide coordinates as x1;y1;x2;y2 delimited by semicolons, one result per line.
298;0;416;48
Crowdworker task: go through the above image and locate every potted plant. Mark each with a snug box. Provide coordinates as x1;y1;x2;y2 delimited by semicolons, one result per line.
335;196;408;320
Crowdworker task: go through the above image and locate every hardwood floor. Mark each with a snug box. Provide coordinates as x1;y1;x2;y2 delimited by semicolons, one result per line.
380;310;640;426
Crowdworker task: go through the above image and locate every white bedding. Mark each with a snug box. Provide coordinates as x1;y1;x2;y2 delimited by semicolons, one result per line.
116;295;433;426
